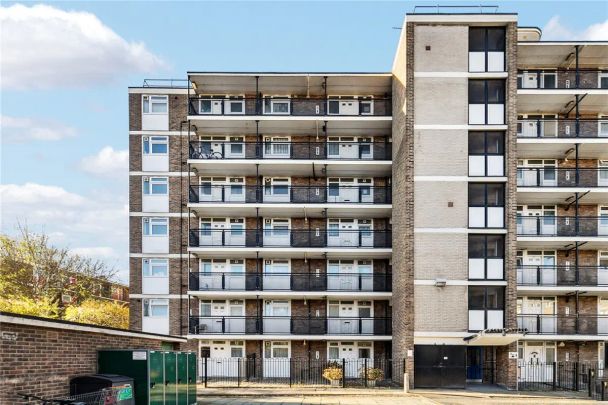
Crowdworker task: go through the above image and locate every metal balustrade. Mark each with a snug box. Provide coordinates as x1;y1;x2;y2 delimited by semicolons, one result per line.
517;265;608;286
517;314;608;335
189;140;392;160
516;216;608;237
188;97;392;116
517;168;608;188
189;185;392;204
518;69;608;89
188;229;392;248
188;316;392;335
517;118;608;138
189;272;392;292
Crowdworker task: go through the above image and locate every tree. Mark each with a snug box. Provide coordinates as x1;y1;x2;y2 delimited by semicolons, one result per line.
64;299;129;329
0;296;59;318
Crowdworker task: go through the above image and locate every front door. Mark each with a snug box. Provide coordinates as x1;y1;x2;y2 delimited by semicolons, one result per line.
599;252;608;286
466;347;483;382
263;300;290;334
327;260;356;290
519;342;555;382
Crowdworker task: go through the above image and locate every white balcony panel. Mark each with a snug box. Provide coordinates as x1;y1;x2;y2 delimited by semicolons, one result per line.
487;258;504;280
468;52;485;72
469;207;486;228
263;318;290;334
487;52;504;72
142;276;169;294
487;104;504;125
142;195;169;213
468;258;485;279
142;114;168;131
142;235;169;254
469;156;486;176
469;104;485;124
487;310;504;329
487;207;504;228
142;155;168;172
263;274;290;290
142;317;169;335
487;156;504;176
599;317;608;335
468;310;485;331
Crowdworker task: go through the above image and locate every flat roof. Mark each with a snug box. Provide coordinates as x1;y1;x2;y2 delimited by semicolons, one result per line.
187;72;391;76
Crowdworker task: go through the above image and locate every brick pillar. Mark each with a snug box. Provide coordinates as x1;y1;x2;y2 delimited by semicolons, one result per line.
496;343;518;390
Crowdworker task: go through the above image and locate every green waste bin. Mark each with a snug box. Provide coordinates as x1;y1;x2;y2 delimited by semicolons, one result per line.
98;349;197;405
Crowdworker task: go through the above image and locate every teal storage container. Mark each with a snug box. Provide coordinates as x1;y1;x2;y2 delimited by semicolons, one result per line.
98;349;197;405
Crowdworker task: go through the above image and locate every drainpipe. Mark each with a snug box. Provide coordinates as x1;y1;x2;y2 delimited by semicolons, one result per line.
575;143;580;186
575;46;580;89
255;76;260;114
575;242;580;286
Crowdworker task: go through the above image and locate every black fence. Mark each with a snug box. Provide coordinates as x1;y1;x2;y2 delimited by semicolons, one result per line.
518;362;606;398
517;314;608;335
200;357;404;388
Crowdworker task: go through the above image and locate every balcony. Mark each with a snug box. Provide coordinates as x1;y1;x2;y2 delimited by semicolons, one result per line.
517;119;608;138
189;185;391;205
517;314;608;335
189;140;392;161
188;97;392;117
189;272;392;292
517;70;608;90
517;265;608;287
517;216;608;237
517;168;608;188
188;229;392;249
188;316;392;336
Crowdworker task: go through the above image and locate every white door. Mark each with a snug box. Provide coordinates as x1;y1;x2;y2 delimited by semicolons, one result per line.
328;260;356;290
599;252;608;286
328;220;355;247
359;222;373;247
206;341;245;378
328;178;357;203
198;260;225;290
328;301;358;334
198;219;220;246
263;301;290;334
520;342;555;382
599;161;608;186
263;260;290;290
263;219;290;246
263;178;290;203
225;260;246;290
263;341;290;378
198;178;220;202
520;115;540;137
226;219;245;246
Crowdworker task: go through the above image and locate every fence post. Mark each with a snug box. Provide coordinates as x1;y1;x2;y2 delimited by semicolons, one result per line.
588;369;593;397
603;380;606;401
204;357;208;388
289;359;292;387
552;361;557;391
364;358;368;387
574;362;579;391
342;358;346;388
238;357;241;387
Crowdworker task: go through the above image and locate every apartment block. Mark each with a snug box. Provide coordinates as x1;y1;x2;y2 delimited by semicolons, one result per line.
128;9;607;390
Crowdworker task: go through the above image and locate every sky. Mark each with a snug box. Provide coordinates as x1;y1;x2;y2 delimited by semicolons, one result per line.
1;1;607;283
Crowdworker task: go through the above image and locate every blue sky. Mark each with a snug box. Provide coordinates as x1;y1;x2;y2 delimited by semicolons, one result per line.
1;1;607;282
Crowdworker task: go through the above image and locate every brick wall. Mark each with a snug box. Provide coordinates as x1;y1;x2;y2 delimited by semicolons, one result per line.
557;341;599;363
0;314;187;405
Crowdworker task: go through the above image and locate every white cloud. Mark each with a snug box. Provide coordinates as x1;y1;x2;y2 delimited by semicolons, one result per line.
542;16;608;41
80;146;129;178
0;183;129;282
1;115;77;143
0;4;167;90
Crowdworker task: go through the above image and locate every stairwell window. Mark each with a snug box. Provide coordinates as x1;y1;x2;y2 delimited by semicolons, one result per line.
469;234;504;280
469;27;505;72
468;286;505;331
469;80;505;125
143;298;169;317
468;131;505;176
468;183;505;228
143;258;169;277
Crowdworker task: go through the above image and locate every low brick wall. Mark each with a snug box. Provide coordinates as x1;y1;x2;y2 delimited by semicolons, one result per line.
0;312;190;405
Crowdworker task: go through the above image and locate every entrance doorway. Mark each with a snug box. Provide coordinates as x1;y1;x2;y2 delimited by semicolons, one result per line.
414;345;466;388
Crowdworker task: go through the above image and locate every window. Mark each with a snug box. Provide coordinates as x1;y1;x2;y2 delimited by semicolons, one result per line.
263;97;290;115
143;258;168;277
469;80;505;125
469;234;505;280
360;98;374;115
143;299;168;317
600;72;608;89
225;97;244;115
468;286;505;310
143;95;168;114
468;132;505;176
468;183;505;228
469;27;505;72
143;136;168;155
143;217;168;236
143;177;168;195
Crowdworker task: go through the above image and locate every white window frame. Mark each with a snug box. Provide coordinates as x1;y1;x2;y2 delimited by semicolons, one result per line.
599;115;608;137
143;136;168;155
143;298;169;318
264;259;291;274
143;176;168;196
142;95;168;114
599;72;608;89
264;177;291;196
263;96;291;115
143;217;169;236
142;258;169;278
224;96;245;115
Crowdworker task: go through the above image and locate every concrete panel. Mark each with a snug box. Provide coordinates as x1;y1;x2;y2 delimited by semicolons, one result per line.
414;181;468;228
414;285;468;332
414;78;468;125
414;233;468;280
414;129;468;176
414;25;468;72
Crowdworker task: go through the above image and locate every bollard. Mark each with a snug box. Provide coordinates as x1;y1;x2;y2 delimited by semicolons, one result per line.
403;373;409;393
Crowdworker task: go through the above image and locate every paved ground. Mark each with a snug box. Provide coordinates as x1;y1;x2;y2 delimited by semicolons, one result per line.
197;387;595;404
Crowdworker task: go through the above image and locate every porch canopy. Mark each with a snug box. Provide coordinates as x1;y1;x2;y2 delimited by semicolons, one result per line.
464;328;526;346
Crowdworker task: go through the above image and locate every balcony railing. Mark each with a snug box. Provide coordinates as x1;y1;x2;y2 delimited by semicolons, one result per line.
188;316;392;335
189;272;392;292
189;140;392;161
517;168;608;188
188;229;392;248
189;185;392;204
188;97;392;117
517;314;608;335
517;118;608;138
517;216;608;237
517;265;608;286
517;70;608;89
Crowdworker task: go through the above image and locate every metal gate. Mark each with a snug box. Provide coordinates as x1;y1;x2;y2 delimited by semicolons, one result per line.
414;345;466;388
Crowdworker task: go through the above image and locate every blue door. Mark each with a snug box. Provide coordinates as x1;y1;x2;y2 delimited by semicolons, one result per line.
466;347;483;381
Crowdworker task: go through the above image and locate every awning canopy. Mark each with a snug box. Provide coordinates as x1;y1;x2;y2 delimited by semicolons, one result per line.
464;328;526;346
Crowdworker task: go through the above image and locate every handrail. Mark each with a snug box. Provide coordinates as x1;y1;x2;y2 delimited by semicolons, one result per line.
517;167;608;188
517;118;608;138
517;69;608;89
517;265;608;286
517;215;608;237
517;313;608;335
